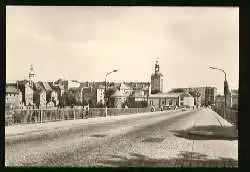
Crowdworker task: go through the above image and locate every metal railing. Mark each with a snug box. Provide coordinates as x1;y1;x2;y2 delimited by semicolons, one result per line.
212;106;238;129
5;107;157;126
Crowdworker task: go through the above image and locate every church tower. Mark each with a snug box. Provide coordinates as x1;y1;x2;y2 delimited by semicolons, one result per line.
29;64;35;88
151;60;164;94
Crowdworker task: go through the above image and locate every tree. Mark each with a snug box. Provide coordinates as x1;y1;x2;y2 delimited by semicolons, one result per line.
62;91;77;106
105;88;116;107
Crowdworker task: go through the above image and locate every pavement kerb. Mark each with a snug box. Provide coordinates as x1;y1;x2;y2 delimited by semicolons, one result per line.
187;108;238;138
5;109;183;138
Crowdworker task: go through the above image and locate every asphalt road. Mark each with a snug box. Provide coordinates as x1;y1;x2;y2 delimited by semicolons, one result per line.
5;109;238;167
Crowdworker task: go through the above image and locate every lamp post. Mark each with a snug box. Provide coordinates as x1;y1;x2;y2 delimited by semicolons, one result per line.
209;67;228;117
104;69;118;115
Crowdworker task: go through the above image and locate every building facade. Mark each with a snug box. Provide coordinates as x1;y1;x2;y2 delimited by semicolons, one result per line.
33;82;47;108
5;84;22;109
148;93;181;108
96;86;105;104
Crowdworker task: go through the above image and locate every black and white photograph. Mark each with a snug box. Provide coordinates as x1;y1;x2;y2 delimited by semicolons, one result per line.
5;6;238;167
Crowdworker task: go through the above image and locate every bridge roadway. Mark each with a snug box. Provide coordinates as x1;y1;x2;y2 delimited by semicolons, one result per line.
5;108;238;167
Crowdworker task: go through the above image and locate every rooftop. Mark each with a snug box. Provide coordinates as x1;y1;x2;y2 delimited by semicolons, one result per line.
6;85;19;94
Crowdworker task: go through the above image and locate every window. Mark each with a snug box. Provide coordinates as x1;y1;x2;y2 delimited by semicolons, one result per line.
162;101;165;105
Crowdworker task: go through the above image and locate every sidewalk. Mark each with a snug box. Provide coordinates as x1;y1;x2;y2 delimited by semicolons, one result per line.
188;108;238;139
5;110;180;137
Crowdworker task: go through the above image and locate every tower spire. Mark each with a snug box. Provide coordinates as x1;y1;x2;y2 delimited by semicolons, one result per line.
29;64;36;87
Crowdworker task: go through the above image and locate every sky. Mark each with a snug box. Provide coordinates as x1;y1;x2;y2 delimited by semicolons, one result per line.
6;6;239;94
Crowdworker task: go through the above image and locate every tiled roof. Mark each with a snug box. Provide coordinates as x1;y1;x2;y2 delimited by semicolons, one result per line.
6;85;19;94
42;82;53;91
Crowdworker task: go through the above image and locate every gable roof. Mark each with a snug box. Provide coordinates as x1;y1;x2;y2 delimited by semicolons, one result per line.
42;82;53;91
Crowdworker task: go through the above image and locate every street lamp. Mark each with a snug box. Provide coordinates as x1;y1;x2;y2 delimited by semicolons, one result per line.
209;66;228;116
104;69;118;107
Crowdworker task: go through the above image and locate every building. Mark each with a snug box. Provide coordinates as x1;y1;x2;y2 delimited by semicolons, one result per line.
49;82;65;106
96;85;105;105
148;92;181;108
110;90;126;108
118;83;134;97
151;61;164;94
17;80;34;108
180;92;195;108
33;82;47;108
132;89;148;102
5;84;22;109
41;82;59;107
170;87;216;106
28;65;36;88
231;89;238;108
205;87;217;106
63;80;81;90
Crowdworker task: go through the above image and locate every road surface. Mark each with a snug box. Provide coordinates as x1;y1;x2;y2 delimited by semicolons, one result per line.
5;109;238;167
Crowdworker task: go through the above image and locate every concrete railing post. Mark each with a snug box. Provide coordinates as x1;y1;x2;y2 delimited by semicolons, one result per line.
40;110;43;124
105;107;108;117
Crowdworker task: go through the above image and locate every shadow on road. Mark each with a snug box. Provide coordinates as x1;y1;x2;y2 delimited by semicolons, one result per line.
171;125;238;141
99;151;238;167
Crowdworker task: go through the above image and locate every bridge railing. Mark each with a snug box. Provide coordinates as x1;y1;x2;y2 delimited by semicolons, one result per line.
212;106;238;130
5;107;161;126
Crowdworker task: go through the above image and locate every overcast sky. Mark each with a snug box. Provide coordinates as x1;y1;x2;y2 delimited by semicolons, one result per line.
6;6;239;93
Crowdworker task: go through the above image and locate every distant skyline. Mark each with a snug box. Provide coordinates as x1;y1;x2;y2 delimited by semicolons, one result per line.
6;6;239;94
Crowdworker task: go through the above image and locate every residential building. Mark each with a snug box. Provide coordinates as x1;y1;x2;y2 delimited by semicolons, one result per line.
33;82;46;109
96;85;105;104
132;90;148;102
17;80;34;107
151;61;164;94
63;80;81;90
180;92;195;107
49;82;65;106
170;87;216;106
41;82;59;107
118;83;134;97
5;84;22;109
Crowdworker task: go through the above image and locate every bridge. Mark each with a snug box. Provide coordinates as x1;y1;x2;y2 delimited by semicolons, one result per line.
5;108;238;167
